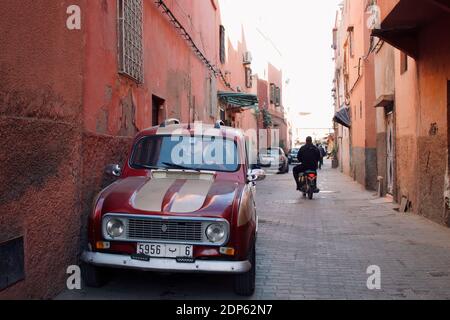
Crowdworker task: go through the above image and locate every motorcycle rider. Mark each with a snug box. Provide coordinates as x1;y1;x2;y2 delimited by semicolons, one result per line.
293;136;321;192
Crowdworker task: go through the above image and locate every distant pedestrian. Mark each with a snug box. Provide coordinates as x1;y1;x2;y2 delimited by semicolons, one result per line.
316;144;326;169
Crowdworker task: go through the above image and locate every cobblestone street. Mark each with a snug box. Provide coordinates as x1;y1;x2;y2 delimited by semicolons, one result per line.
58;162;450;300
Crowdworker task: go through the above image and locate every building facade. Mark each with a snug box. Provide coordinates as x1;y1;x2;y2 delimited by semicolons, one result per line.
374;0;450;226
332;0;377;190
333;0;450;227
0;0;287;298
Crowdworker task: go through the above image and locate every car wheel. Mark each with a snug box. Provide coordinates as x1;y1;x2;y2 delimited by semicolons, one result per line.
233;244;256;297
81;263;108;288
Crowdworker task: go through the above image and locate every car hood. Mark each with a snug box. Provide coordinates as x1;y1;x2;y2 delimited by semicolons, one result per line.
99;170;241;216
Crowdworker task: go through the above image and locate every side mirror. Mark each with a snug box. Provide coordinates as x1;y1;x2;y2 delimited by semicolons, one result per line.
248;169;266;183
105;164;122;177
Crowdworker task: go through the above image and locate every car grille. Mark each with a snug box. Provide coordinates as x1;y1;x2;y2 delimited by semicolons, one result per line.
127;218;204;243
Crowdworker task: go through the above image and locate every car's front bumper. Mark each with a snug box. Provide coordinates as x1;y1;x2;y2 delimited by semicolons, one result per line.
81;251;251;274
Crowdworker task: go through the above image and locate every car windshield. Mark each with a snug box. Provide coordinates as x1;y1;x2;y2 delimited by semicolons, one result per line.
291;149;299;154
130;135;240;172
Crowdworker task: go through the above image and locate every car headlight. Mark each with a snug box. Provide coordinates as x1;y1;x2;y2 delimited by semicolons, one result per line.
205;223;226;243
106;219;125;238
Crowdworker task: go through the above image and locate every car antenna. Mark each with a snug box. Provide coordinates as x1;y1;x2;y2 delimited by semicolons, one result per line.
188;98;193;130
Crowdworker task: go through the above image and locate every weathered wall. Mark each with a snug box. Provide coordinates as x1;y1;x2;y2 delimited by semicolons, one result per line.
351;146;377;189
352;147;366;186
0;0;85;298
390;11;450;227
365;148;378;190
415;17;450;226
393;48;419;208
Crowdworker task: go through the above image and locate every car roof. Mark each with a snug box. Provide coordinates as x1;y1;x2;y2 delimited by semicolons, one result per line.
137;123;245;140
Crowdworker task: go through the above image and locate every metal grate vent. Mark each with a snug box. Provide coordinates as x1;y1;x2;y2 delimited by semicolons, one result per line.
118;0;144;83
0;237;25;291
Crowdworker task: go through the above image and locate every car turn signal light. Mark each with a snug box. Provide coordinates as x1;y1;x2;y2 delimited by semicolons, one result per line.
96;241;111;249
220;247;235;256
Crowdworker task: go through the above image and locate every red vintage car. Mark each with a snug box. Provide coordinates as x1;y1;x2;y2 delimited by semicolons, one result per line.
81;120;265;296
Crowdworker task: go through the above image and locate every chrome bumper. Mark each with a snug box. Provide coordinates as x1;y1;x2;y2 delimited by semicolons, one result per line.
81;251;251;274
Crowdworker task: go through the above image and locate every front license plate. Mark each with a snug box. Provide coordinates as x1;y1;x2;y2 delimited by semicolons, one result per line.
136;243;193;258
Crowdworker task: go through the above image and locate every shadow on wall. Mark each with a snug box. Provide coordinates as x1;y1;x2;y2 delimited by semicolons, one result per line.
79;133;133;250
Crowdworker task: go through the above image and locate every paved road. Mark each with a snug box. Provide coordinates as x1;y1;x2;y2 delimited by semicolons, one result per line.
58;161;450;300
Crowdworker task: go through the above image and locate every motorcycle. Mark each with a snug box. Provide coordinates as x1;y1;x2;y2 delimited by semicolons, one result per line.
298;170;319;200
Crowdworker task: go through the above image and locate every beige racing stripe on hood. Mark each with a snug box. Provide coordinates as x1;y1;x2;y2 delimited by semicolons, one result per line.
169;178;214;213
131;178;176;212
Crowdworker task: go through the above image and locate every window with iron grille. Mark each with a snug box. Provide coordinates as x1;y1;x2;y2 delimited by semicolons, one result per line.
118;0;144;83
245;67;252;88
270;83;276;104
219;25;226;64
275;87;281;107
347;26;354;58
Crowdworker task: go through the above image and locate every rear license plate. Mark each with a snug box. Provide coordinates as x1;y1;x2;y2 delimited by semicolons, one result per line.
136;243;193;258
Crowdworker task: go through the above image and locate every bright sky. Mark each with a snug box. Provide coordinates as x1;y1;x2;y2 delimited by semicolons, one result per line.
220;0;342;141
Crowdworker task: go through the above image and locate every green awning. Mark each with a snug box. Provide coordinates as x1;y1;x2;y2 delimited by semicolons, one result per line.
218;91;258;109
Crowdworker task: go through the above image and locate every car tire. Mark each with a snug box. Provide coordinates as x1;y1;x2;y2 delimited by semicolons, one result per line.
81;263;108;288
233;244;256;297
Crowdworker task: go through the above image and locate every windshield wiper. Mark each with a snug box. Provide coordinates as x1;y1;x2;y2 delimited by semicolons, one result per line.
161;162;201;172
132;164;162;170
